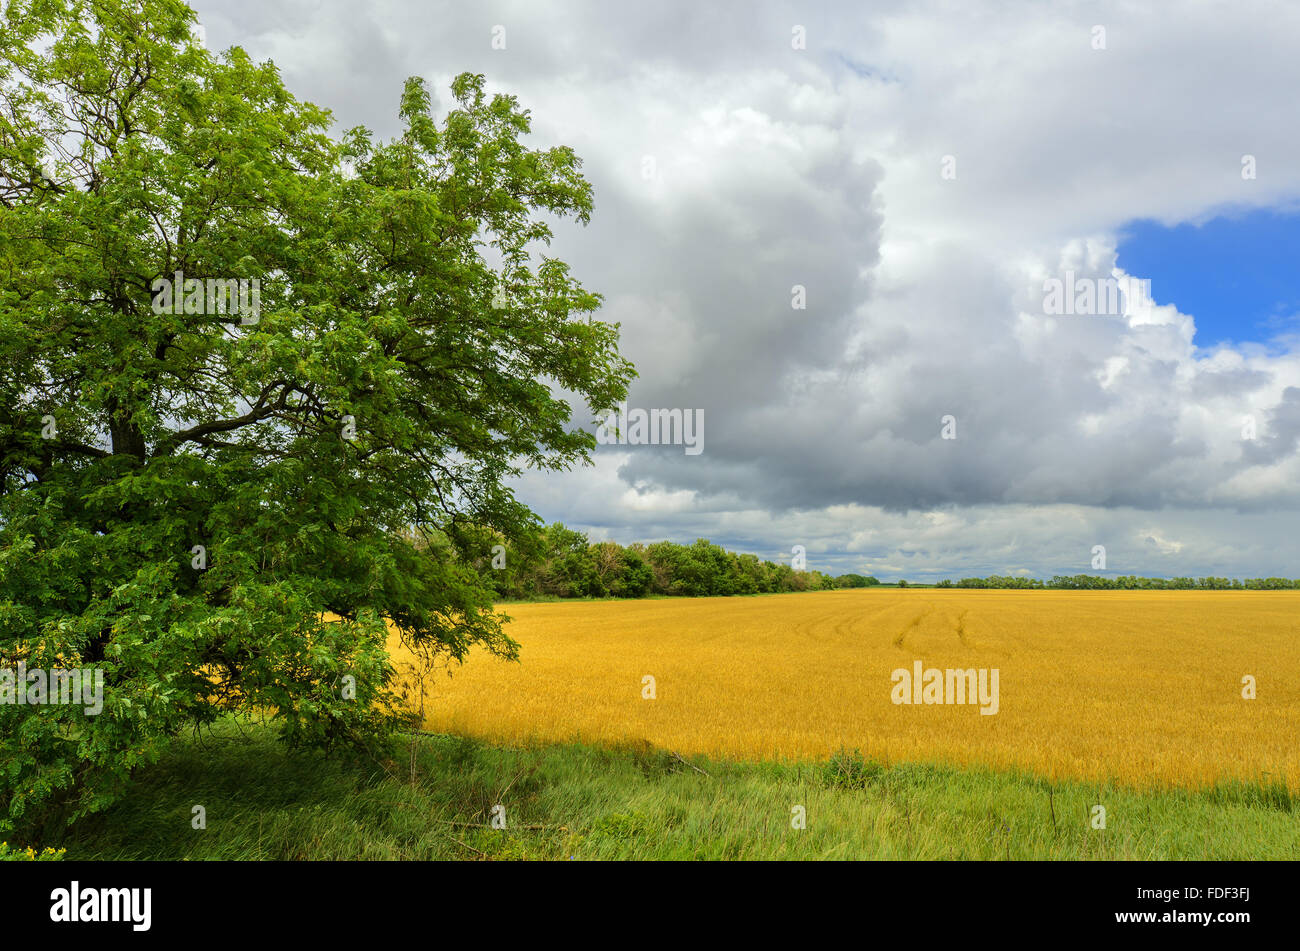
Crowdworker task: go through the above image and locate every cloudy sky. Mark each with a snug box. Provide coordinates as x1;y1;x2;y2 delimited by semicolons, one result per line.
195;0;1300;580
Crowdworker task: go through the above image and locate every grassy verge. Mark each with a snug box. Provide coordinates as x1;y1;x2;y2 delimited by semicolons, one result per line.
50;719;1298;860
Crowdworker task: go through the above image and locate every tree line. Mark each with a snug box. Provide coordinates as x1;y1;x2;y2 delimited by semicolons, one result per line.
462;530;1300;599
468;524;880;599
934;575;1300;589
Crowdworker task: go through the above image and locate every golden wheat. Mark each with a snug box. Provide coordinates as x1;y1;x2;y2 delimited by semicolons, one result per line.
389;589;1300;790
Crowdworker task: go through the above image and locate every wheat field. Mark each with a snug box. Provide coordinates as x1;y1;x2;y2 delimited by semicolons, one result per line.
391;589;1300;791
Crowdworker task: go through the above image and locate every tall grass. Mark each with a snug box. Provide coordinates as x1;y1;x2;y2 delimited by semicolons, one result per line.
50;720;1300;860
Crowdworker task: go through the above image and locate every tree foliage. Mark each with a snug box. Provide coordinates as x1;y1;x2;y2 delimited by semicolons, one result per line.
0;0;631;832
470;524;876;600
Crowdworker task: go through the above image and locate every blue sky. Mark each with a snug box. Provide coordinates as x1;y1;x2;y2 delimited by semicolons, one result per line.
1118;209;1300;348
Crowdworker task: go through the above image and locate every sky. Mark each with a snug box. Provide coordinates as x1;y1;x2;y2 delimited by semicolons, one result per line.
1118;210;1300;347
192;0;1300;581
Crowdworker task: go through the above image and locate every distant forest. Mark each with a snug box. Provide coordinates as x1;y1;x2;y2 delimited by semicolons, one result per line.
466;524;1300;599
936;575;1300;589
470;524;872;599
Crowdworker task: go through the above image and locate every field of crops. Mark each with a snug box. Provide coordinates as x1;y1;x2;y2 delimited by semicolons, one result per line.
392;590;1300;791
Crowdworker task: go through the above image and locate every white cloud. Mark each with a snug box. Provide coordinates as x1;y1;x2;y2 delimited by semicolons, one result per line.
195;0;1300;577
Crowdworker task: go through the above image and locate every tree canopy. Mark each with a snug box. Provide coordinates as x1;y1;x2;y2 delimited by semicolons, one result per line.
0;0;632;831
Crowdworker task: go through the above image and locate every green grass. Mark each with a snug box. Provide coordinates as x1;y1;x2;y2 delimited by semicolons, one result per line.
45;720;1300;860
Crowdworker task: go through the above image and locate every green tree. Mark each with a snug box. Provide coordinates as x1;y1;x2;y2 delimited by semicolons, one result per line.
833;573;879;588
535;523;591;596
611;547;653;598
0;0;632;832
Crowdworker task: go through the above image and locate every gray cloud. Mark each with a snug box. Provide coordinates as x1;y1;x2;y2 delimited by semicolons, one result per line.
194;0;1300;576
1242;386;1300;466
